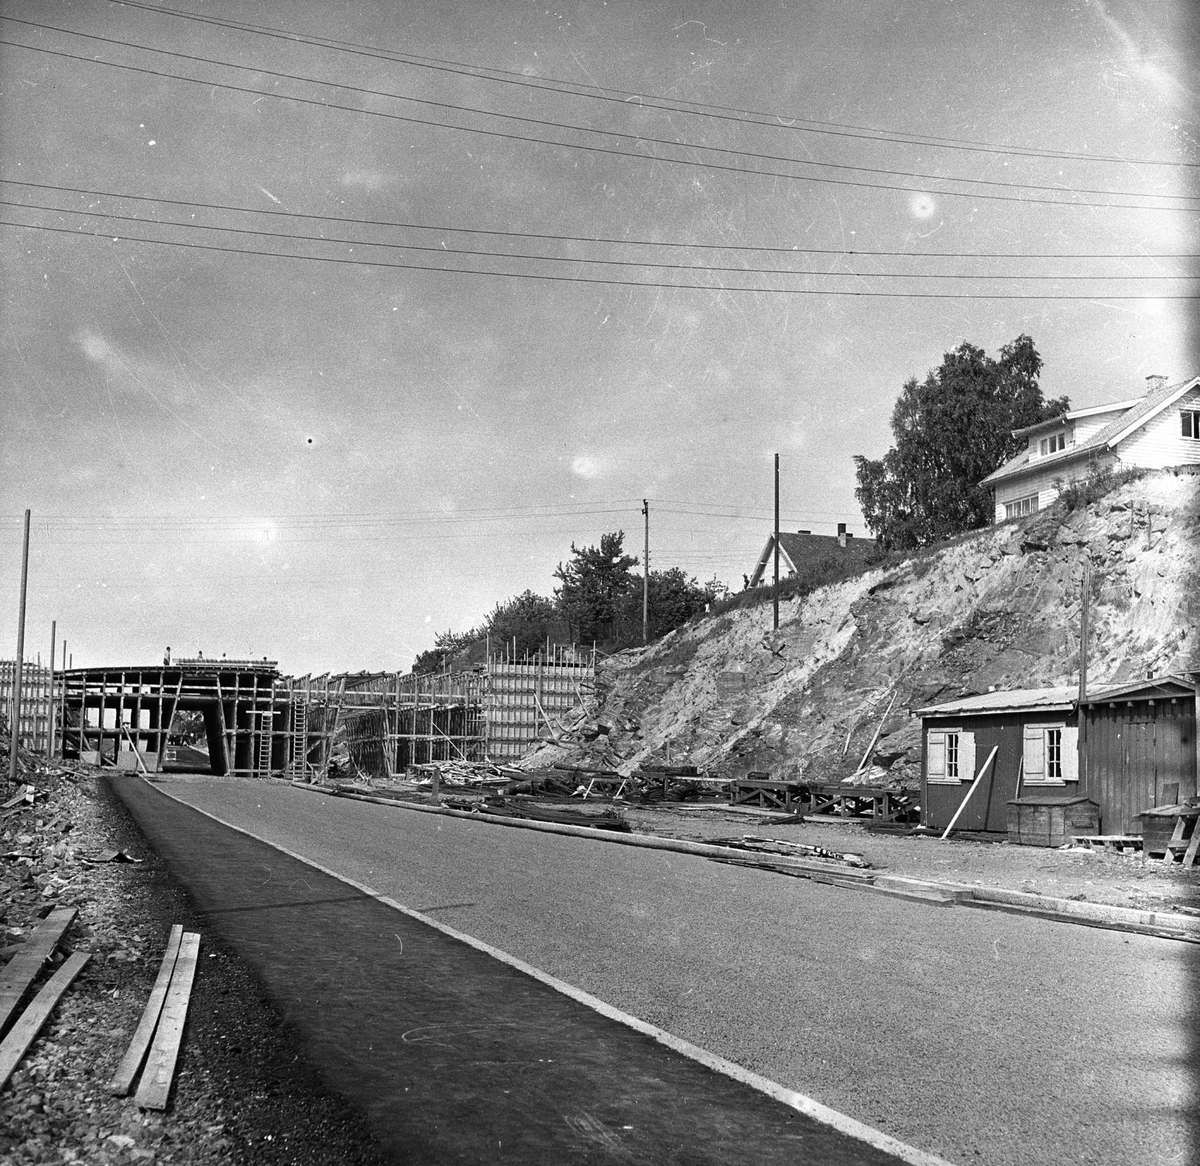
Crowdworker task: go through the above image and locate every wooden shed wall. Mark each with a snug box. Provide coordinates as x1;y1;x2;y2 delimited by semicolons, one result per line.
922;712;1030;833
1081;697;1196;835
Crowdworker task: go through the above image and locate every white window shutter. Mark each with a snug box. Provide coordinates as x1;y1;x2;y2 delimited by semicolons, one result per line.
1023;726;1045;781
960;731;977;780
1061;726;1080;781
927;731;946;779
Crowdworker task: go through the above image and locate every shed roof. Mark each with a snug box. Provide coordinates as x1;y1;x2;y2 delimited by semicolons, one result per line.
918;675;1196;718
916;686;1083;717
1077;675;1196;705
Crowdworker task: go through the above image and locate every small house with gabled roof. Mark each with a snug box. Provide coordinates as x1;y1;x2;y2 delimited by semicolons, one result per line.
980;374;1200;522
747;524;873;588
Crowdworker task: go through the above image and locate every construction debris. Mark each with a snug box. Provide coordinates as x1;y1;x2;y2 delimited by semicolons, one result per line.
708;835;871;869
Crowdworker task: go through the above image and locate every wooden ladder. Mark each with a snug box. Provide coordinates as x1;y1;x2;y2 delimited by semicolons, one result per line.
287;703;308;781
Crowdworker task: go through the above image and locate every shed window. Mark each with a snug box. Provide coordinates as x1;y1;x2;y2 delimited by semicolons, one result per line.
927;728;976;783
1023;723;1079;784
1182;410;1200;440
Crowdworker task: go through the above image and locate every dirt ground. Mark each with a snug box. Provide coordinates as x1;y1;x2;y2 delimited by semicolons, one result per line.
0;760;387;1166
620;802;1200;915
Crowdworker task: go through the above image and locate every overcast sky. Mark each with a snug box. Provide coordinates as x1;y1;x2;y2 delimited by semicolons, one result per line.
1;0;1196;674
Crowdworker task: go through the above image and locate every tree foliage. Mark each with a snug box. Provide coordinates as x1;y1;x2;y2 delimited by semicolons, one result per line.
853;335;1068;550
618;567;728;641
553;530;639;643
483;590;561;657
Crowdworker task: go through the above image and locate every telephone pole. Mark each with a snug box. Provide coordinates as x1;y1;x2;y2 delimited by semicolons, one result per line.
773;454;780;631
47;619;56;758
9;509;30;785
642;499;650;646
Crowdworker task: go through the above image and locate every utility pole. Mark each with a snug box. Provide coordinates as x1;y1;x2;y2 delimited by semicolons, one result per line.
642;499;650;647
773;454;780;631
1077;556;1090;782
47;619;56;758
9;509;30;785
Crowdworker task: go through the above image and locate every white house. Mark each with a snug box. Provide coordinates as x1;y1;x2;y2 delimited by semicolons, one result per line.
981;374;1200;521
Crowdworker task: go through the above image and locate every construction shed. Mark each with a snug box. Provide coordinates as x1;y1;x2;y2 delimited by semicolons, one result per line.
918;687;1081;835
1077;676;1198;835
918;675;1198;841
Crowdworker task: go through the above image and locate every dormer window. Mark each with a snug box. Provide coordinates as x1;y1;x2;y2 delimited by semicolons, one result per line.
1038;433;1066;456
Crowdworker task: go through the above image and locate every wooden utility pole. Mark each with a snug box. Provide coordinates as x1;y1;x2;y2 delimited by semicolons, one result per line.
1077;556;1091;783
642;499;650;647
9;510;30;785
47;619;56;758
772;454;780;631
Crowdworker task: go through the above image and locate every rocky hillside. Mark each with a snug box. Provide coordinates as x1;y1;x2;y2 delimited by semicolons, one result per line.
522;469;1200;789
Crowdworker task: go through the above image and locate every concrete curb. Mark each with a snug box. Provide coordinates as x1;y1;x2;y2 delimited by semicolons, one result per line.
297;782;1200;944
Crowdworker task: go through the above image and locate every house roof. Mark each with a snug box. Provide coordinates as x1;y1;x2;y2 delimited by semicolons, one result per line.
980;375;1200;488
748;529;873;586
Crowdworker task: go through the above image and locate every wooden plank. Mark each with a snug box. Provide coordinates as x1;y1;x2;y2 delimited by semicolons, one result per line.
134;931;200;1110
1181;824;1200;869
0;907;78;1034
107;925;183;1096
941;746;999;839
0;951;91;1089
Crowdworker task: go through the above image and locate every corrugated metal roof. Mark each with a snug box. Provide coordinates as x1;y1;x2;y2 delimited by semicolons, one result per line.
916;686;1080;717
918;676;1194;717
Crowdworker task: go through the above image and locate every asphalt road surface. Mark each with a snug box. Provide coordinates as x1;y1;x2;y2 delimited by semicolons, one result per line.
130;778;1199;1166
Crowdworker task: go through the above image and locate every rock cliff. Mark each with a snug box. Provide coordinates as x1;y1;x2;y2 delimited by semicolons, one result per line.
522;469;1200;789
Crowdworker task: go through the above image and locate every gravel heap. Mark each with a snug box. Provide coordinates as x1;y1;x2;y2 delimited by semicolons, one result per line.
0;743;386;1166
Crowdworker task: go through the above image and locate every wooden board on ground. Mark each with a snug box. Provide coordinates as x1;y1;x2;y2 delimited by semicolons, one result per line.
0;951;91;1089
0;906;78;1034
108;924;184;1097
134;931;200;1110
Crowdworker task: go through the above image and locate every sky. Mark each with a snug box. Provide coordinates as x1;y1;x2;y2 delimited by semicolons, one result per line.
1;0;1196;675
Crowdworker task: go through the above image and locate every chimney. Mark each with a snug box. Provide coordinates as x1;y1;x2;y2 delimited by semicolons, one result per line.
837;522;847;548
1146;374;1168;392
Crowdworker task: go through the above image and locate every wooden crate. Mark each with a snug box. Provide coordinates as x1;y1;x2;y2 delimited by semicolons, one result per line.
1007;796;1099;847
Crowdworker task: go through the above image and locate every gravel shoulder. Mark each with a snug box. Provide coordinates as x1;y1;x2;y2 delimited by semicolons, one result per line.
0;759;387;1166
617;803;1200;915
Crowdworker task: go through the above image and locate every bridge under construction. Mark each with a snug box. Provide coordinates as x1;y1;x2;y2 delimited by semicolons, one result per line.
5;648;594;779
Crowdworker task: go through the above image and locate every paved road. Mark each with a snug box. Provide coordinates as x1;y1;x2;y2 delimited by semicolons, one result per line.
141;779;1199;1166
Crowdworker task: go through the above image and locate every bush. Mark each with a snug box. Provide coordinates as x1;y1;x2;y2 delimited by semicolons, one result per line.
1053;466;1142;513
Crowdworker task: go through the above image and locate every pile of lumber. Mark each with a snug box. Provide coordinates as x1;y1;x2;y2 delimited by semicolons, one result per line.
707;835;870;869
409;762;522;788
477;796;631;832
0;908;91;1094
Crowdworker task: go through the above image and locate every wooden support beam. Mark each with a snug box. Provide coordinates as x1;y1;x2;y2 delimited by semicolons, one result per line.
941;746;999;840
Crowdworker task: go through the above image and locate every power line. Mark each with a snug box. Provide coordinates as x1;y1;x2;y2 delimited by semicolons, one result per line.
6;198;1193;281
5;218;1197;299
7;179;1194;260
1;31;1194;212
101;0;1199;171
